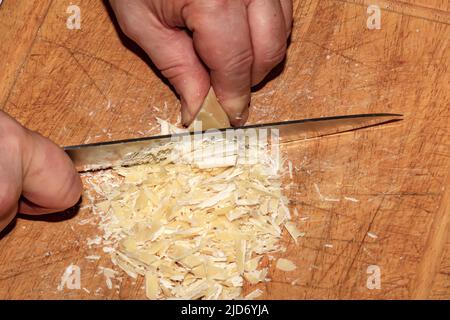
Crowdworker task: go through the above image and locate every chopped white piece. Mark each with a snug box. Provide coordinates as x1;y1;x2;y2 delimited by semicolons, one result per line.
87;236;102;247
288;161;293;179
284;222;304;244
195;155;237;169
106;277;113;290
276;258;297;272
244;289;263;300
313;183;340;202
145;272;161;300
82;130;298;300
196;184;235;208
85;255;101;261
367;232;378;239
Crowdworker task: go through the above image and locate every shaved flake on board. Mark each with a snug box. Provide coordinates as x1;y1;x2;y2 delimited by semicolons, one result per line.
284;222;305;244
236;240;247;275
196;184;235;208
87;236;102;247
78;218;94;225
344;196;360;202
81;127;298;300
367;232;378;239
100;267;118;278
276;258;297;272
313;183;340;202
106;277;113;290
145;272;161;300
85;255;101;261
103;246;115;253
288;161;293;179
195;155;237;169
244;289;263;300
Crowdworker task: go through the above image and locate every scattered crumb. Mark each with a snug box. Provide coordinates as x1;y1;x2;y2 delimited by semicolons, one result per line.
85;255;101;261
244;289;263;300
344;196;359;203
276;258;297;272
288;161;293;180
80;119;298;300
313;183;340;202
367;232;378;239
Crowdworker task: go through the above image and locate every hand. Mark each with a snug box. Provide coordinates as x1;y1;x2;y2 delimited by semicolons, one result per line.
110;0;293;126
0;111;82;232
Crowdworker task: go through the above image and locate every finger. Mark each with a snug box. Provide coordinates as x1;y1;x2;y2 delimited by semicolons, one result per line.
110;0;210;126
247;0;288;86
183;0;254;126
18;129;82;215
280;0;294;37
0;135;21;231
0;111;82;217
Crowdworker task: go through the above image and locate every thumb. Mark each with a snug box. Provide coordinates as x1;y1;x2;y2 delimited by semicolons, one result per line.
0;111;82;230
19;129;83;214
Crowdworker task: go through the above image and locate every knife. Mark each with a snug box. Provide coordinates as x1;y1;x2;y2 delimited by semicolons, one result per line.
64;113;402;172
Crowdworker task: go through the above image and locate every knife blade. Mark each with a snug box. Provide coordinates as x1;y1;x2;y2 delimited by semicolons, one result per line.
64;113;402;172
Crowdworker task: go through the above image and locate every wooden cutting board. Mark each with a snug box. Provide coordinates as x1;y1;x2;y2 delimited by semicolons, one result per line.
0;0;449;299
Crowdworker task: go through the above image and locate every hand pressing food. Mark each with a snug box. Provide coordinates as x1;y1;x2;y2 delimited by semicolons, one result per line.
0;0;292;233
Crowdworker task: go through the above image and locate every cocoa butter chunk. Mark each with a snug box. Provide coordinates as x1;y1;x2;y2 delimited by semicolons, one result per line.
188;87;231;131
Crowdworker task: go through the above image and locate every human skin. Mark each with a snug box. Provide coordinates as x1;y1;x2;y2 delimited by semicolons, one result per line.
0;111;82;232
109;0;293;126
0;0;292;232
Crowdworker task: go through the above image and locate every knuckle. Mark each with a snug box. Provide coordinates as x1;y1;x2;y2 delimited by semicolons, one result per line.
0;181;20;216
159;56;192;82
0;121;27;158
117;16;144;42
186;0;229;26
221;49;254;75
259;42;287;68
203;0;229;10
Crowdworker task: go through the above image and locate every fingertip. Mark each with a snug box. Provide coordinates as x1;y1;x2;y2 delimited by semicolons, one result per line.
46;145;83;212
230;107;250;127
65;163;83;209
216;92;250;127
180;86;208;127
20;131;82;214
181;104;194;127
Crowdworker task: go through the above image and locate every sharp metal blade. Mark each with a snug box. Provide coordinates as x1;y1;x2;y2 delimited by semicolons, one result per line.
64;113;402;172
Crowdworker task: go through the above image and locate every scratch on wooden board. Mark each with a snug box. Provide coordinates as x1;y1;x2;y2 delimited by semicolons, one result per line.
313;183;340;202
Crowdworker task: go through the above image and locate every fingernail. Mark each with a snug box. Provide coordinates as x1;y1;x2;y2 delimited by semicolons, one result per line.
231;107;249;127
220;95;250;127
181;97;195;127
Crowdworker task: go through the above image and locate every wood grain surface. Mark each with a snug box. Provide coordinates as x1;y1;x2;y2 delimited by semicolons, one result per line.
0;0;449;299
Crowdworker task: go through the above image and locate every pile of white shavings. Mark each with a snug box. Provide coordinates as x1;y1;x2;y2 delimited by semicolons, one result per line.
80;120;301;300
